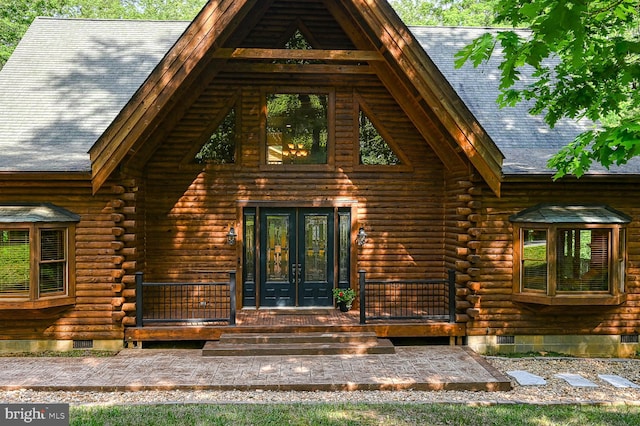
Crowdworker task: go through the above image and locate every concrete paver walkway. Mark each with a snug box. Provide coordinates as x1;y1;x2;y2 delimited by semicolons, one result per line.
0;346;511;392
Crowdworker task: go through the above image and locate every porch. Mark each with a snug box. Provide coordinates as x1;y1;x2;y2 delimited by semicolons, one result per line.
124;308;466;346
124;270;465;346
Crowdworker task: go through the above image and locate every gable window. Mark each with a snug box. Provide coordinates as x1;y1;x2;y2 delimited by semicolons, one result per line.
358;109;400;166
264;91;331;166
511;205;628;306
0;204;78;309
195;106;237;164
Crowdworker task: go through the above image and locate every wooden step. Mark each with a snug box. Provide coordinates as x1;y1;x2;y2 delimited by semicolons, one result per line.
202;331;395;356
219;332;380;345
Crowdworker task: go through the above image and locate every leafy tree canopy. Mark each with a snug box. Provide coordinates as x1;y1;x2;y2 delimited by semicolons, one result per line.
389;0;498;26
454;0;640;178
0;0;206;68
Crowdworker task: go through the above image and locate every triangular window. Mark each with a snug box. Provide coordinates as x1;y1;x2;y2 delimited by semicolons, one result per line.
276;29;319;65
285;29;313;50
195;107;236;164
358;109;400;165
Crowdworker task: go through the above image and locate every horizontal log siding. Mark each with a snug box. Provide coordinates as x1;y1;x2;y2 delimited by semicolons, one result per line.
143;73;450;288
228;0;356;50
467;180;640;336
0;178;127;341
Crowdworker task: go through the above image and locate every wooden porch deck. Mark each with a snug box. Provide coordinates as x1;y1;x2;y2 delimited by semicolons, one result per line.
124;308;466;345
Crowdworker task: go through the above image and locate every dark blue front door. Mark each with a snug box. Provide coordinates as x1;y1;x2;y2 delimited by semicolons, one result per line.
259;209;334;307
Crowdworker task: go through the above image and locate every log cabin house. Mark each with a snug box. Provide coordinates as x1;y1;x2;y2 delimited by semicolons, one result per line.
1;0;639;357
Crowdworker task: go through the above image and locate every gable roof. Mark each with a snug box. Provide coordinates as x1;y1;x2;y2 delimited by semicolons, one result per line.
0;1;636;192
415;26;640;177
0;18;187;173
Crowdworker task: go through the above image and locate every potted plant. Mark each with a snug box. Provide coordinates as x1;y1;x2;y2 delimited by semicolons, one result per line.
332;287;356;312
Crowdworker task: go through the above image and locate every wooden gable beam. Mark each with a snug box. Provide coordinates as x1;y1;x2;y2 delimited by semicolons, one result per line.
89;0;262;194
339;0;504;196
324;0;467;174
212;47;383;61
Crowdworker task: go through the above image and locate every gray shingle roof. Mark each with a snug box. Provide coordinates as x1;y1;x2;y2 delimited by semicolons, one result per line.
509;204;632;224
0;18;187;172
412;26;640;175
0;203;81;223
0;18;637;176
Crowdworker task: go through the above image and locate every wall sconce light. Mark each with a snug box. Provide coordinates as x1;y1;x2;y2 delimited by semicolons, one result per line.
356;226;367;246
226;226;237;246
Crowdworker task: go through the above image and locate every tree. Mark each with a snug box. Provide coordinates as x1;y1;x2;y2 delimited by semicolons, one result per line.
389;0;498;26
0;0;206;68
455;0;640;178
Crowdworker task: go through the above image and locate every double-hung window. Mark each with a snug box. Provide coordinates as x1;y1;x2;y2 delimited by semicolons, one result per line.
511;205;629;306
0;204;78;309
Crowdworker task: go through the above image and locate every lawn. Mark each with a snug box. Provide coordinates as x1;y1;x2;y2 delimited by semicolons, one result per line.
71;403;640;426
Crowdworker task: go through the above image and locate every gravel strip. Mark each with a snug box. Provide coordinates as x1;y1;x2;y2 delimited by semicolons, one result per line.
1;356;640;406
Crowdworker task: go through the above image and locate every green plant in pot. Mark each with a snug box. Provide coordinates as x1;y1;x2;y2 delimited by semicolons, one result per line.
332;287;356;312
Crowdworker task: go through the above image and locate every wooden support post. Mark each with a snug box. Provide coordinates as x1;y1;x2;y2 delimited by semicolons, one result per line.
229;271;236;326
448;269;456;323
359;270;366;325
135;272;143;328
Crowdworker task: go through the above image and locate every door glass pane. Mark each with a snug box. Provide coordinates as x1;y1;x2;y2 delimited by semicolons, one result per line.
266;215;289;281
244;214;255;282
305;216;328;282
338;212;350;285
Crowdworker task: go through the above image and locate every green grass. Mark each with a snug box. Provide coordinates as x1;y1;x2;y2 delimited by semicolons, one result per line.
70;403;640;426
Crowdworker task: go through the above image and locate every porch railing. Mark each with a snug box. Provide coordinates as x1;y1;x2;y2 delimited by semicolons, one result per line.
358;270;456;324
135;271;236;326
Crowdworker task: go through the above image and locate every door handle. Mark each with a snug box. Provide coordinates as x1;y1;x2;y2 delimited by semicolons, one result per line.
291;263;302;284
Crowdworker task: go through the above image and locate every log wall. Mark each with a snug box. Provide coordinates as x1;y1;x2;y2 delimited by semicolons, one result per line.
139;72;453;300
0;177;128;341
464;179;640;337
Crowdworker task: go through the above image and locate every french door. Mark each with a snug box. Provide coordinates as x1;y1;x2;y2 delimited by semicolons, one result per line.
259;208;334;307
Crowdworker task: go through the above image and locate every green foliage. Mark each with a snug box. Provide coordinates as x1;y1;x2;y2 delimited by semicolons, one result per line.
0;0;206;68
455;0;640;178
266;93;328;164
359;110;400;165
332;286;356;303
389;0;499;27
195;108;236;164
0;231;29;293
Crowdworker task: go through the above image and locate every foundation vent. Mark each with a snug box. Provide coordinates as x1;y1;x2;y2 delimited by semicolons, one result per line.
621;335;639;344
73;340;94;349
496;335;515;345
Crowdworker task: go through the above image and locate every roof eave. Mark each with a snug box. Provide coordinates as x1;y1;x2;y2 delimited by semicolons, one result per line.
89;0;259;194
347;0;504;195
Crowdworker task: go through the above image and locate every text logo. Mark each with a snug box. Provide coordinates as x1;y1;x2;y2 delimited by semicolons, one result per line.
1;404;69;425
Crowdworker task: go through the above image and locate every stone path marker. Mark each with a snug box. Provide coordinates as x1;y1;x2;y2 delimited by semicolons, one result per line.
507;370;546;386
598;374;640;389
554;373;598;387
